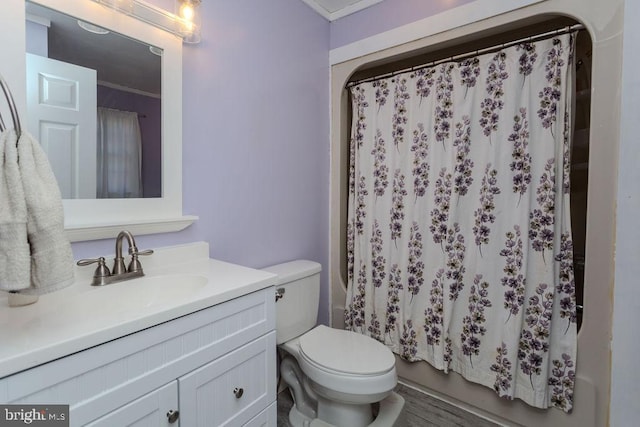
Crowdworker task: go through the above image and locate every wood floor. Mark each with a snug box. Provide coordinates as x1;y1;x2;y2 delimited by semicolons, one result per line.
277;383;501;427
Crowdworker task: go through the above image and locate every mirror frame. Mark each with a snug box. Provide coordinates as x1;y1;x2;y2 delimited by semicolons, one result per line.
24;0;196;241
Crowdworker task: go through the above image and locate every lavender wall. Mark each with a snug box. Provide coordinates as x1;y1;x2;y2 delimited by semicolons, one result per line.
70;0;477;325
97;85;162;198
330;0;475;49
71;0;331;323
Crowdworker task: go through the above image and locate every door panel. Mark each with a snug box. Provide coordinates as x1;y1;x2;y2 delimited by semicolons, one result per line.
26;53;96;199
179;333;276;427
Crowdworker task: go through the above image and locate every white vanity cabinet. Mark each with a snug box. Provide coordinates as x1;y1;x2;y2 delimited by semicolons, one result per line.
0;286;277;427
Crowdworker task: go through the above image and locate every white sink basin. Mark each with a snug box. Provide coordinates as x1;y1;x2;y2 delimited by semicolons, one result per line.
80;274;208;313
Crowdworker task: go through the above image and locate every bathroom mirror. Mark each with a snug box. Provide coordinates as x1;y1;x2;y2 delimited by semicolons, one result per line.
21;0;195;240
26;1;162;200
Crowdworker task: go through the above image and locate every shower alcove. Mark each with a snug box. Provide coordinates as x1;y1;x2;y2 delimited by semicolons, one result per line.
330;7;619;427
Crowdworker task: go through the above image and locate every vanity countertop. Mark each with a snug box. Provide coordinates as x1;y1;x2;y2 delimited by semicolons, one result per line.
0;242;278;378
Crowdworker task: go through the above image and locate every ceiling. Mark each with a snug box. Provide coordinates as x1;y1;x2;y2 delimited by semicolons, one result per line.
300;0;384;21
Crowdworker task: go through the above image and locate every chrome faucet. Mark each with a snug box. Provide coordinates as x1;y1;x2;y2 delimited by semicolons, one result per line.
77;230;154;286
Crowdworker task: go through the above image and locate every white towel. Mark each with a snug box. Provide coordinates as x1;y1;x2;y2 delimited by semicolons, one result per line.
17;131;74;295
0;130;30;291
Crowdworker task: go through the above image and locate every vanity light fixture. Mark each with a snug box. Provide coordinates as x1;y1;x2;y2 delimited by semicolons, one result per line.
175;0;202;44
92;0;202;44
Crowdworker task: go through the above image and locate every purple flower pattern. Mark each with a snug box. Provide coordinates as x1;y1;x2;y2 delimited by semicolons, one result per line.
346;220;355;282
548;353;575;411
355;176;368;235
407;222;424;302
368;311;383;343
351;86;368;150
445;223;466;301
345;261;367;332
517;43;538;82
392;77;410;149
518;283;553;387
390;169;407;244
538;38;566;133
453;116;474;200
529;159;555;261
372;129;389;197
349;86;368;195
508;108;532;204
400;320;419;361
385;264;402;337
461;275;492;366
490;343;513;395
370;220;386;288
430;168;452;249
554;232;576;330
562;111;571;194
444;337;453;371
413;67;436;103
500;226;526;320
435;64;455;146
411;123;430;200
373;80;389;110
459;58;481;98
473;164;500;255
480;51;508;140
424;269;445;346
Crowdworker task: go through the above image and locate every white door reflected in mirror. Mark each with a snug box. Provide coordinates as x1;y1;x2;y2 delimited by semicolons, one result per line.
26;53;97;199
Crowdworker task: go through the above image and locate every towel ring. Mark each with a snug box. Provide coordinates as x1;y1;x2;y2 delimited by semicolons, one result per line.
0;74;22;142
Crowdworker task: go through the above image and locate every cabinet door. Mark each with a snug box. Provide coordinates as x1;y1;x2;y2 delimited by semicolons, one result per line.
179;332;276;427
244;401;276;427
85;381;178;427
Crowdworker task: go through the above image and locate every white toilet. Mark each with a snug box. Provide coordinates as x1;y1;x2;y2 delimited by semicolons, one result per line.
263;260;405;427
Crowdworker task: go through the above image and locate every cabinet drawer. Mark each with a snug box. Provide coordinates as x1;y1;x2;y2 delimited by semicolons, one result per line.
179;332;276;427
85;381;178;427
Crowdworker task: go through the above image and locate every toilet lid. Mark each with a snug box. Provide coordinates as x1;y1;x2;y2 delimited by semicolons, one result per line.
299;325;395;376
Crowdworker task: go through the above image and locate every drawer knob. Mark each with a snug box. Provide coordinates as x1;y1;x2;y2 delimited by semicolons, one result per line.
166;410;180;423
233;387;244;398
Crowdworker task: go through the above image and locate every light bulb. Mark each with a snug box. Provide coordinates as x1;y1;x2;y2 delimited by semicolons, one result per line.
180;3;194;21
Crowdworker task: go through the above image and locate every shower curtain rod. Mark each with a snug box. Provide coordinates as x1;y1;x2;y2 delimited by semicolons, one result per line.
347;23;585;88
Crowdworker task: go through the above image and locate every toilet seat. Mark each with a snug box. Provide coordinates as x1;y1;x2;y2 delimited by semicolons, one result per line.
299;325;396;375
295;326;397;397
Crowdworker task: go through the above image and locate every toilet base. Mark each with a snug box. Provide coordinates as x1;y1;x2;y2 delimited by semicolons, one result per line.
288;392;405;427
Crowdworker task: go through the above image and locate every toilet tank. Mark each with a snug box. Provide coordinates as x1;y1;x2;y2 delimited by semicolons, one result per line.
262;260;322;345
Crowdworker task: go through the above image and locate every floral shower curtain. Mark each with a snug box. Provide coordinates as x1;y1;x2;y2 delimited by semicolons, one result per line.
345;34;577;411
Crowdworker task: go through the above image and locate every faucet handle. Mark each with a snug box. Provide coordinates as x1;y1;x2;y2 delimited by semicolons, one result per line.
77;257;111;285
128;249;154;273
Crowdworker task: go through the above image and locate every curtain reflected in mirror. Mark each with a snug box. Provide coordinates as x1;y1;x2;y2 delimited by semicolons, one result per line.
97;107;142;198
